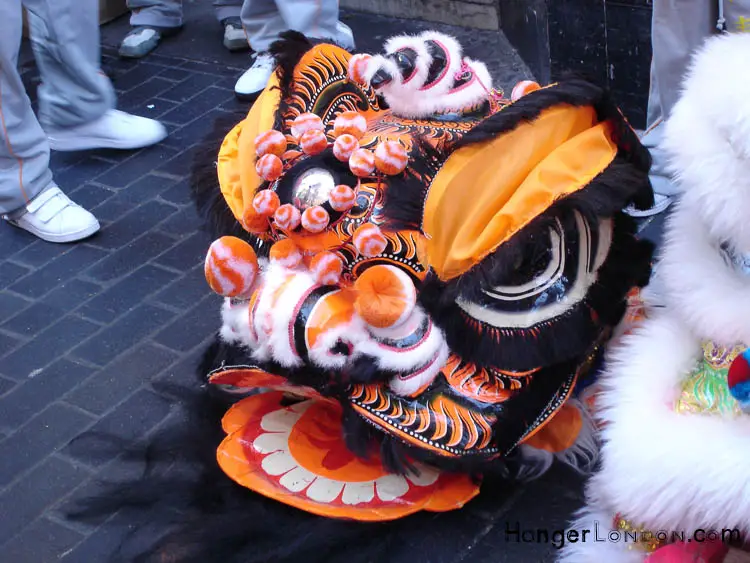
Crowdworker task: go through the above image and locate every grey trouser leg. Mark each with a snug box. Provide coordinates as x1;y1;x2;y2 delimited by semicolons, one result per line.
213;0;243;22
128;0;183;27
128;0;243;26
241;0;341;52
643;0;717;197
0;0;51;215
26;0;116;130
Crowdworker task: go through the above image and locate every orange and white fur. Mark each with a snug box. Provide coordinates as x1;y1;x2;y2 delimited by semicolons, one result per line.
558;33;750;563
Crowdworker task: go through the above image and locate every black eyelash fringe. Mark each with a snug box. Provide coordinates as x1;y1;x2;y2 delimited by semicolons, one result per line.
418;210;653;373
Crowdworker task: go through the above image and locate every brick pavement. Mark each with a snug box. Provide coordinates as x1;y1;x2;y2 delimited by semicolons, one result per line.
0;8;663;563
1;30;252;561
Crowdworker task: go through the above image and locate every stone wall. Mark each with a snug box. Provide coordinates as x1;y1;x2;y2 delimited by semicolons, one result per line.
340;0;499;31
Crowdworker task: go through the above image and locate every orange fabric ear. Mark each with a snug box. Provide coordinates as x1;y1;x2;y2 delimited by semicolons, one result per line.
217;73;281;224
423;105;618;281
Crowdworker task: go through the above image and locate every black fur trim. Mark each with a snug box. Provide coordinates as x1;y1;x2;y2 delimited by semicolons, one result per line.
379;136;446;231
63;335;557;563
419;208;653;372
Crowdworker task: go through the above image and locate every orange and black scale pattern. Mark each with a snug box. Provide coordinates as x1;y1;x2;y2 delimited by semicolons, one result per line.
349;383;499;458
259;46;482;282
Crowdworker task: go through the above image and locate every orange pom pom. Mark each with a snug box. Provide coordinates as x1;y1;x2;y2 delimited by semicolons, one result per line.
242;207;270;234
255;154;283;181
511;80;541;102
349;148;375;177
299;129;329;155
269;238;303;268
254;130;287;157
333;134;359;162
252;189;280;216
354;265;417;329
310;251;344;285
205;236;259;298
291;112;324;140
348;53;372;85
353;223;387;257
274;204;301;231
333;111;367;139
374;141;408;175
301;206;330;233
329;184;357;212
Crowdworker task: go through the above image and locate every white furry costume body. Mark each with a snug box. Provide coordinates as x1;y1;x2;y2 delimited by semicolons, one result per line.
559;33;750;563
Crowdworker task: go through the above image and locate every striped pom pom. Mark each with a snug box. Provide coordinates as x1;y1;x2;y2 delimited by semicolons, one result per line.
333;134;359;162
274;203;301;231
349;148;375;177
255;154;283;182
353;223;387;257
290;112;324;140
310;251;344;285
299;129;329;156
254;130;287;157
241;207;270;234
301;205;330;233
329;184;357;212
511;80;541;102
252;189;280;216
374;140;408;175
205;236;259;298
269;238;303;268
354;264;417;329
347;53;372;85
333;111;367;139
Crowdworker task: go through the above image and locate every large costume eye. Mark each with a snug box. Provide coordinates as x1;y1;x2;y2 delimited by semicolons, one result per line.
456;211;612;325
293;168;336;210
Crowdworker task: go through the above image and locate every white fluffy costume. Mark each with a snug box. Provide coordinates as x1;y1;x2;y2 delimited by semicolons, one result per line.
559;32;750;563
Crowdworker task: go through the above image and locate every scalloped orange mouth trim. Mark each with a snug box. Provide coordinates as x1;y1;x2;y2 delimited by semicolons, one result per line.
217;390;481;521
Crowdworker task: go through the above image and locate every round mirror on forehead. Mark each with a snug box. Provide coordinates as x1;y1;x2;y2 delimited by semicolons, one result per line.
292;167;336;210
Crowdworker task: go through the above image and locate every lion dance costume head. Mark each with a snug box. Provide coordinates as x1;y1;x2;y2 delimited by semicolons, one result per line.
191;30;655;520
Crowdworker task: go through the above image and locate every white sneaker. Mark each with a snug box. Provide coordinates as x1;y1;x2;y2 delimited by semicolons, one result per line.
2;185;100;243
222;17;249;51
336;22;355;51
234;52;276;100
46;109;168;152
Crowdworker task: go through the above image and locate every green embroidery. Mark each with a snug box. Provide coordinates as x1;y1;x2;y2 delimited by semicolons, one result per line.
676;341;744;416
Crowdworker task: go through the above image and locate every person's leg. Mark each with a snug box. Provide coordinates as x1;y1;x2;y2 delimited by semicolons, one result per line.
0;0;52;215
274;0;351;46
0;0;99;242
627;0;716;217
234;0;286;99
25;0;167;152
120;0;182;58
25;0;115;130
235;0;353;99
214;0;249;51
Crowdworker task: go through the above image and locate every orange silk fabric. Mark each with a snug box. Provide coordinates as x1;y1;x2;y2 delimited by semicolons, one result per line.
423;105;618;282
217;73;281;224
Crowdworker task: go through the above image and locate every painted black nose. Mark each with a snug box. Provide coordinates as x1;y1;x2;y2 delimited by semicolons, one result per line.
370;69;392;88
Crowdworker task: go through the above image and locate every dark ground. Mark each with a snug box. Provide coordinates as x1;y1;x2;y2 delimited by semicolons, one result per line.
1;4;666;562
